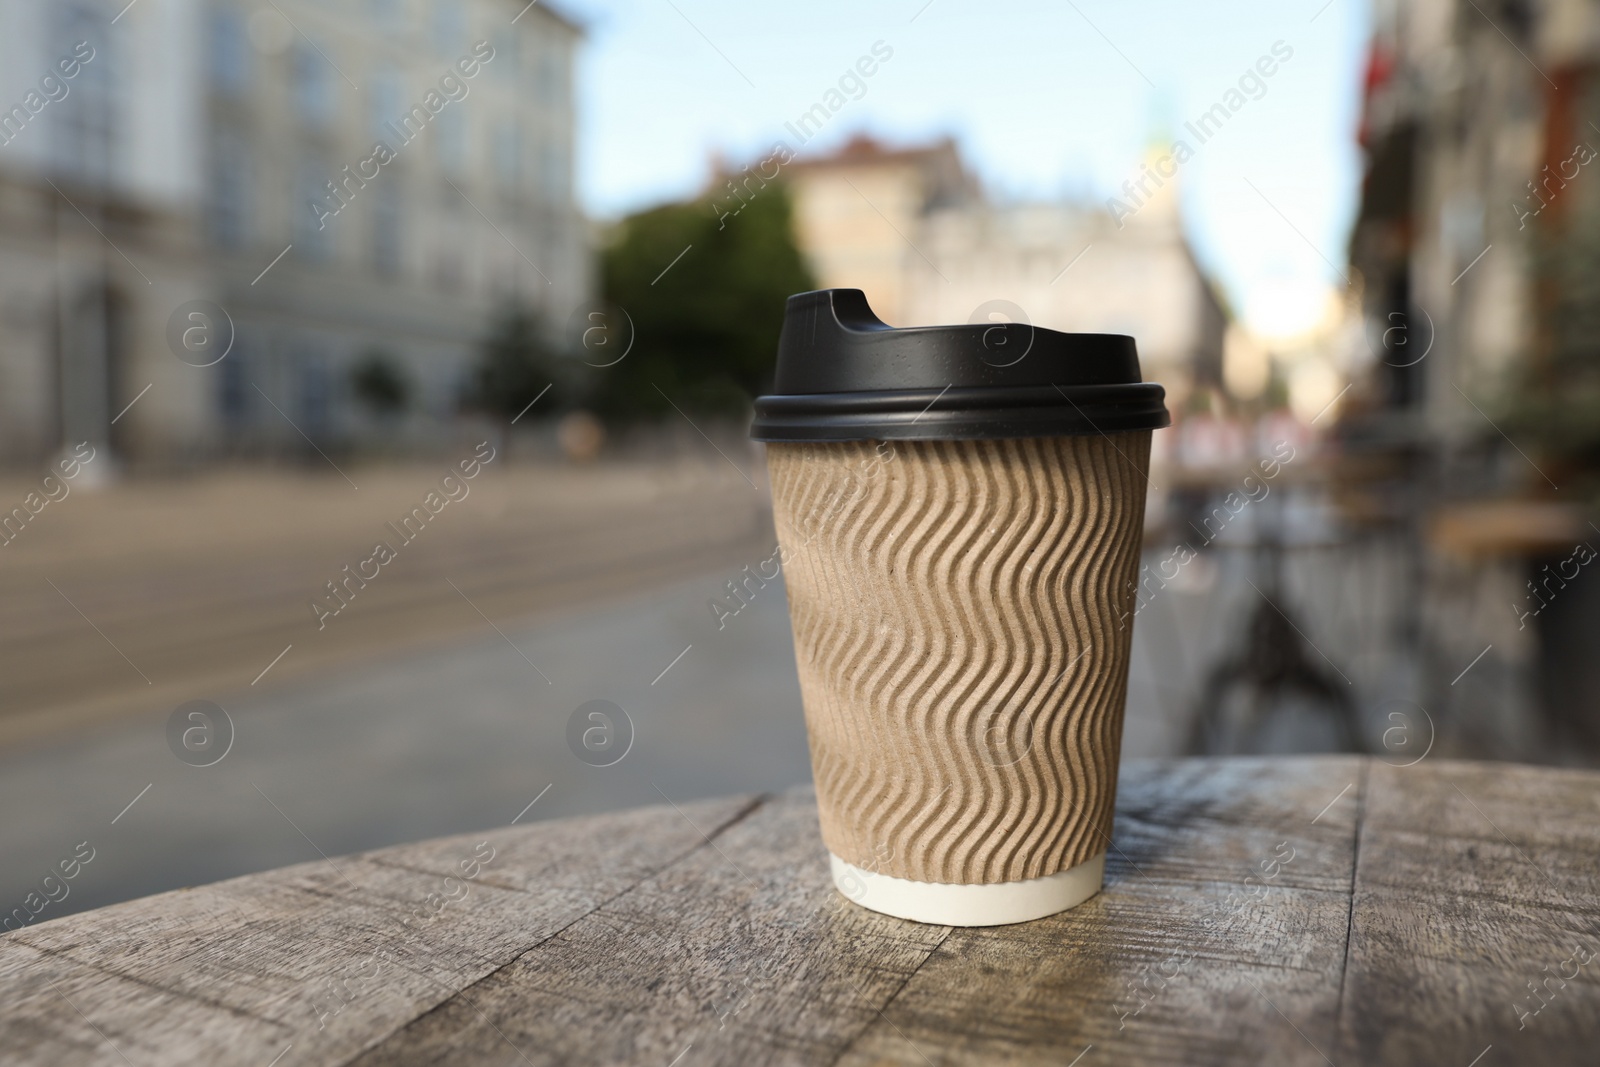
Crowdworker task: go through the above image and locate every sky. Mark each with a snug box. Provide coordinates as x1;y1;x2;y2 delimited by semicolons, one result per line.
556;0;1372;339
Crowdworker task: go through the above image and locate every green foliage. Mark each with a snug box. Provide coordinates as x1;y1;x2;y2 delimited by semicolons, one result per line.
471;304;566;422
594;181;815;419
1261;366;1291;412
1184;386;1215;416
349;350;410;417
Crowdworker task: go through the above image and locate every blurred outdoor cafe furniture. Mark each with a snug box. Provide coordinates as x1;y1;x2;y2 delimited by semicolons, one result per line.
1426;497;1600;750
1427;499;1591;561
1161;416;1600;760
5;756;1596;1065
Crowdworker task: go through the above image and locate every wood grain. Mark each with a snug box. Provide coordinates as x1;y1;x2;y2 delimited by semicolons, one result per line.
2;757;1597;1066
1336;760;1600;1065
835;756;1364;1067
0;795;763;1066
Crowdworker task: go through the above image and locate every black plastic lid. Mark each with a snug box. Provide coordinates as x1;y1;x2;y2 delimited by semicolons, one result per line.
750;289;1170;442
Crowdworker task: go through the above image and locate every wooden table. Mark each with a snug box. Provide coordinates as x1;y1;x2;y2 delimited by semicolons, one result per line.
4;757;1597;1065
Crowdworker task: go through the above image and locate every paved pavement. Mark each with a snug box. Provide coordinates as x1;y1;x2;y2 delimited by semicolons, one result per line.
0;563;814;925
0;458;770;747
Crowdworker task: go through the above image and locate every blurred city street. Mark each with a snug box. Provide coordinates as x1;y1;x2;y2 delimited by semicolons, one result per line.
0;453;795;914
0;452;767;745
0;557;815;923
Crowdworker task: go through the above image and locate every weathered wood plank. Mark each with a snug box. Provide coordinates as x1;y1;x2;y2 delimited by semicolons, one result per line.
1337;760;1600;1066
836;757;1365;1066
347;788;952;1066
3;758;1597;1066
0;795;762;1066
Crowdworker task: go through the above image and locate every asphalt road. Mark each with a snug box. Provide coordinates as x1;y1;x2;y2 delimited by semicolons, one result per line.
0;456;772;747
0;564;814;925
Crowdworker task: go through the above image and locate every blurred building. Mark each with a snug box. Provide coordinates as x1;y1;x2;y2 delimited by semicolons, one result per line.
1349;0;1600;755
1349;0;1600;452
784;134;1224;409
783;136;978;328
0;0;589;462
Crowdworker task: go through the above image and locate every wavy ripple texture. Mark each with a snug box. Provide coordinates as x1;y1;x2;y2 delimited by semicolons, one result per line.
767;434;1150;885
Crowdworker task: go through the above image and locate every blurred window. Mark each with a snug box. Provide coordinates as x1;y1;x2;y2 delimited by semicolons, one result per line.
295;157;333;260
537;40;564;103
208;127;251;248
297;347;332;437
371;177;404;277
433;251;465;293
492;30;515;79
370;0;405;33
493;120;519;190
436;107;467;174
51;3;114;185
449;365;474;414
433;193;466;292
369;68;405;139
539;141;565;203
208;7;251;94
217;338;253;427
432;0;466;55
491;250;521;300
293;42;339;129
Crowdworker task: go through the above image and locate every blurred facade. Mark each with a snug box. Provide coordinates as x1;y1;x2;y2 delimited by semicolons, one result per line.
783;136;976;328
1353;0;1530;436
1344;0;1600;755
0;0;590;463
785;134;1225;412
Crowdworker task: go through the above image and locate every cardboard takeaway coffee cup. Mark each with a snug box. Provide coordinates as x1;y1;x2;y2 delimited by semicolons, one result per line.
750;289;1170;926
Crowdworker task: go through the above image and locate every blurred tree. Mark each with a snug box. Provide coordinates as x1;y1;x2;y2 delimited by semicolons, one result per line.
1261;367;1291;412
470;304;569;424
595;181;814;419
350;350;411;418
1183;385;1217;417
